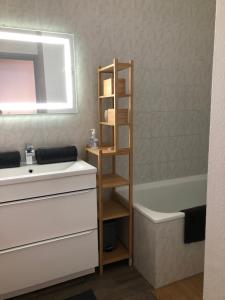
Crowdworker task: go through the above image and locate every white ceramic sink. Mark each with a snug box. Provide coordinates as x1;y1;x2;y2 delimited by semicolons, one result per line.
0;160;96;185
0;160;96;202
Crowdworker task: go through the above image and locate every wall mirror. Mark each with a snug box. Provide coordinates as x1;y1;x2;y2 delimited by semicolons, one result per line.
0;27;77;115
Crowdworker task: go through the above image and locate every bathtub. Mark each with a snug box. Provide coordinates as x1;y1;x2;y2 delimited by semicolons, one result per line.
121;174;207;288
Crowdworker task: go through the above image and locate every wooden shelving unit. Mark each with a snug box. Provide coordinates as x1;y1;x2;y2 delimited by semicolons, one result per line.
86;58;133;274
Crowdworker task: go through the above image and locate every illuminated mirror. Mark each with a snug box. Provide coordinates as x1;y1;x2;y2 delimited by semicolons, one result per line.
0;28;77;115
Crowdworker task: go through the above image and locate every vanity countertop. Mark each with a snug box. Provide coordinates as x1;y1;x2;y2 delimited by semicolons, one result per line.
0;160;96;186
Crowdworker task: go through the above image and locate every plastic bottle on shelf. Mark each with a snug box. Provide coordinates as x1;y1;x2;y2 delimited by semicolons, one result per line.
89;129;98;148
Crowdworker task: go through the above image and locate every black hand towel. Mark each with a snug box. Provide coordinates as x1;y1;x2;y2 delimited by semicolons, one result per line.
0;151;21;169
35;146;78;165
181;205;206;244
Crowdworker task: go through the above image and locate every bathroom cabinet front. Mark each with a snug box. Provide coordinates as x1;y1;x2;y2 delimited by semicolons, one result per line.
0;163;98;298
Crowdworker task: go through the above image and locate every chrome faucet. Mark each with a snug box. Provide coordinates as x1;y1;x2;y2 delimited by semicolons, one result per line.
25;144;35;165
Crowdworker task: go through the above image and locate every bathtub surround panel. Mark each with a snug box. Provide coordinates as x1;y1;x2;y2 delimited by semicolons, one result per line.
132;175;206;288
134;211;204;288
0;0;215;183
134;210;156;286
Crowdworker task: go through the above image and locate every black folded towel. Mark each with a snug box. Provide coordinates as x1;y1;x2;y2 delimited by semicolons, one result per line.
35;146;78;165
181;205;206;244
0;151;21;169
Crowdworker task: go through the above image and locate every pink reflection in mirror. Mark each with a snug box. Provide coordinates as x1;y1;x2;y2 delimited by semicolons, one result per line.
0;58;37;114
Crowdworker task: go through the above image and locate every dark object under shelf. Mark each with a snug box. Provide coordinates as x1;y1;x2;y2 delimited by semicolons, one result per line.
104;220;117;252
0;151;21;169
35;146;78;165
181;205;206;244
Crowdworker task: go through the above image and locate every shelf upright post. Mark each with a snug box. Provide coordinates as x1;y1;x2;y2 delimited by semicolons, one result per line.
98;66;103;147
98;149;103;274
113;58;118;151
128;60;134;265
98;66;103;274
112;59;117;191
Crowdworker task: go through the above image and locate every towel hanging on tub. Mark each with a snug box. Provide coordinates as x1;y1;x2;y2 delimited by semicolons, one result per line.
181;205;206;244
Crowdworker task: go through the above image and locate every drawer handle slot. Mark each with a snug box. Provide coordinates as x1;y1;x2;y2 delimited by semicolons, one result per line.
0;230;94;255
0;189;94;207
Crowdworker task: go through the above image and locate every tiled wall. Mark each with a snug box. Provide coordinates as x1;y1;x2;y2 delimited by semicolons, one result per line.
133;1;215;183
0;0;215;183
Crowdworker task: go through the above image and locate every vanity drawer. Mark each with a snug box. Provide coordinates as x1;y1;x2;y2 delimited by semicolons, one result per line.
0;189;97;250
0;229;98;296
0;172;96;203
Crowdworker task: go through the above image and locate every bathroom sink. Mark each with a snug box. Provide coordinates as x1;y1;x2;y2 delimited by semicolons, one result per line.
0;160;96;184
0;160;96;202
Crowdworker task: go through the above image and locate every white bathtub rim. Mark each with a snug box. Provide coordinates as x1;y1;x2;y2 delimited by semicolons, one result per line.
133;174;207;192
118;174;207;224
134;202;184;224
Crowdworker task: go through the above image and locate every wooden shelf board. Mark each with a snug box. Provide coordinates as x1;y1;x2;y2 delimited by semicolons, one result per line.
99;94;130;99
99;94;114;99
99;174;129;188
99;63;131;73
103;197;129;221
98;64;114;73
103;241;129;265
99;122;129;126
86;147;130;156
99;122;114;126
117;63;131;71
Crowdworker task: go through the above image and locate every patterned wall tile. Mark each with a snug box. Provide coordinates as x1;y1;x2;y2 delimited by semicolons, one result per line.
0;0;216;183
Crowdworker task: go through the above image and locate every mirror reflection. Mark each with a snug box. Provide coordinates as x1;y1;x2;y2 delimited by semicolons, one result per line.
0;28;76;115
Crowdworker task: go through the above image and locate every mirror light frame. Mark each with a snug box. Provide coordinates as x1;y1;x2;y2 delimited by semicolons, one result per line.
0;28;77;114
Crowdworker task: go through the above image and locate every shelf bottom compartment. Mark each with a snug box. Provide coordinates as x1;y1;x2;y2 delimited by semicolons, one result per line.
103;240;130;265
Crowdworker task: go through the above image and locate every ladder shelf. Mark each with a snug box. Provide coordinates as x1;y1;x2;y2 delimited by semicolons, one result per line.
86;58;133;274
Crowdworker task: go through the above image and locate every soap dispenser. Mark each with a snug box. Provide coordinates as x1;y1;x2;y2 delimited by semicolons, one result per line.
89;129;98;148
25;144;35;165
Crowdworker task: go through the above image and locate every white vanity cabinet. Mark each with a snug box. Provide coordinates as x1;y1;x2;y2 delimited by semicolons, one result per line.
0;160;98;299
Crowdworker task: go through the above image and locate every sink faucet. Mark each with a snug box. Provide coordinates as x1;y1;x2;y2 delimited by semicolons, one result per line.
25;144;35;165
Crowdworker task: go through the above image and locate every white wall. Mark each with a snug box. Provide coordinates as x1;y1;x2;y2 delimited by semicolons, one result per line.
204;1;225;299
